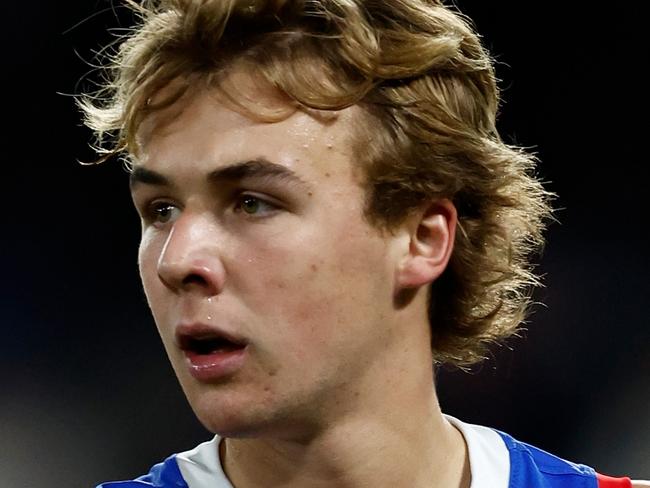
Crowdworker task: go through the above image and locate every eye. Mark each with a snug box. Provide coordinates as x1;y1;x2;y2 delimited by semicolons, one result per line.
233;194;278;217
147;201;181;226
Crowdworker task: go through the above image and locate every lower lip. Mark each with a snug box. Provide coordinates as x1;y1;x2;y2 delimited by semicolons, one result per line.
183;346;248;382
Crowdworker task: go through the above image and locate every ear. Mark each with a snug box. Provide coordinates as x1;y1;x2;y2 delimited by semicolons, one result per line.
395;199;457;289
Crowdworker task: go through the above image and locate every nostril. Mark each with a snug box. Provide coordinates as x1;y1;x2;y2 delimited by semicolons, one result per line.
182;273;208;287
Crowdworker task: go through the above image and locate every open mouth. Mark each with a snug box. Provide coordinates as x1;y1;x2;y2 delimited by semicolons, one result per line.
176;326;249;379
182;336;245;355
177;327;248;356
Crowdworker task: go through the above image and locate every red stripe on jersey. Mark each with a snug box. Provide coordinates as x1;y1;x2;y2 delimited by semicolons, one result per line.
597;473;632;488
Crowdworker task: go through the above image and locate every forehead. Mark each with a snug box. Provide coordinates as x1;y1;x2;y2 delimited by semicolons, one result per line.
134;71;365;182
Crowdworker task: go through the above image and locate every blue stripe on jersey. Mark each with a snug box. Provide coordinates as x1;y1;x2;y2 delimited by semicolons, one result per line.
496;430;598;488
96;454;188;488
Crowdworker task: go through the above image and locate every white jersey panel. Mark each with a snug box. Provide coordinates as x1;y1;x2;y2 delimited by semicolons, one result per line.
176;436;234;488
445;414;510;488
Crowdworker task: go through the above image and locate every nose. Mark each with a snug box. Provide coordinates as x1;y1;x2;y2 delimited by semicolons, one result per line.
156;212;226;297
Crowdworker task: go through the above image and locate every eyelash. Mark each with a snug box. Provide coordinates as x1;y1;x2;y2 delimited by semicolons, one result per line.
144;201;179;227
233;193;279;217
141;193;280;227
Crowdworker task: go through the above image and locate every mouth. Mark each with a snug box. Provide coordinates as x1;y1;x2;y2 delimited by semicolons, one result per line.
179;335;247;355
175;324;249;381
176;322;248;352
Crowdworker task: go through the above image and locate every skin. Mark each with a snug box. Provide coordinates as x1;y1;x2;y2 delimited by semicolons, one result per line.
131;72;467;487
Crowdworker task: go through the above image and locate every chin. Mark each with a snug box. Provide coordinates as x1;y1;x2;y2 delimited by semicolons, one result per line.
186;386;278;438
196;406;260;438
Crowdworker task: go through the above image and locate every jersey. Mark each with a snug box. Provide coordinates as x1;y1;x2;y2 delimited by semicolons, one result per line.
96;416;635;488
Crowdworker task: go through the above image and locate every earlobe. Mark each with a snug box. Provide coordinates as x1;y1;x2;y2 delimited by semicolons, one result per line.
395;199;457;289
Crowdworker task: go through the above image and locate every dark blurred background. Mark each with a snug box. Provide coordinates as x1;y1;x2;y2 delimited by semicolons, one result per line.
2;1;648;486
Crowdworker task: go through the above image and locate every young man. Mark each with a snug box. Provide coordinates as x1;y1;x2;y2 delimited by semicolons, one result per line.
79;1;649;487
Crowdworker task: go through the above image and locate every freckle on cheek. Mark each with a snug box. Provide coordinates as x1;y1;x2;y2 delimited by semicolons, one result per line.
310;264;318;272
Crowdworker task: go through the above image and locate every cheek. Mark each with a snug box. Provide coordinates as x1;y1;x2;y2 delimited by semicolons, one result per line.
236;223;392;353
137;231;165;313
137;232;184;357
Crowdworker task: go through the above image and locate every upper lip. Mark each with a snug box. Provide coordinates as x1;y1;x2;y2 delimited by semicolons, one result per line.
175;322;248;350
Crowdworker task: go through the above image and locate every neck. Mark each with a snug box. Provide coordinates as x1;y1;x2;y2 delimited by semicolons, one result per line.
221;393;469;488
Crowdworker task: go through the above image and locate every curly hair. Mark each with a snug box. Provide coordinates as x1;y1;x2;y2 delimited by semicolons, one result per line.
78;0;554;367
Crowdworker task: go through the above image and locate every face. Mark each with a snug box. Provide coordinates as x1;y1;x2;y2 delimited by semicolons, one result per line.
131;78;409;440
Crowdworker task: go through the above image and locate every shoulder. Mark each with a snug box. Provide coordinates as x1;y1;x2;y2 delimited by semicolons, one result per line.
497;429;595;484
95;436;230;488
497;429;647;488
95;453;188;488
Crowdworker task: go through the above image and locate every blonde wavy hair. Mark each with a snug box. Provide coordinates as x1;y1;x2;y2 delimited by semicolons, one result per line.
78;0;553;367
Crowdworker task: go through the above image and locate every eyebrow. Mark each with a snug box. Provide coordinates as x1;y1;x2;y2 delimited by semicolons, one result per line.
129;166;170;188
129;157;309;190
